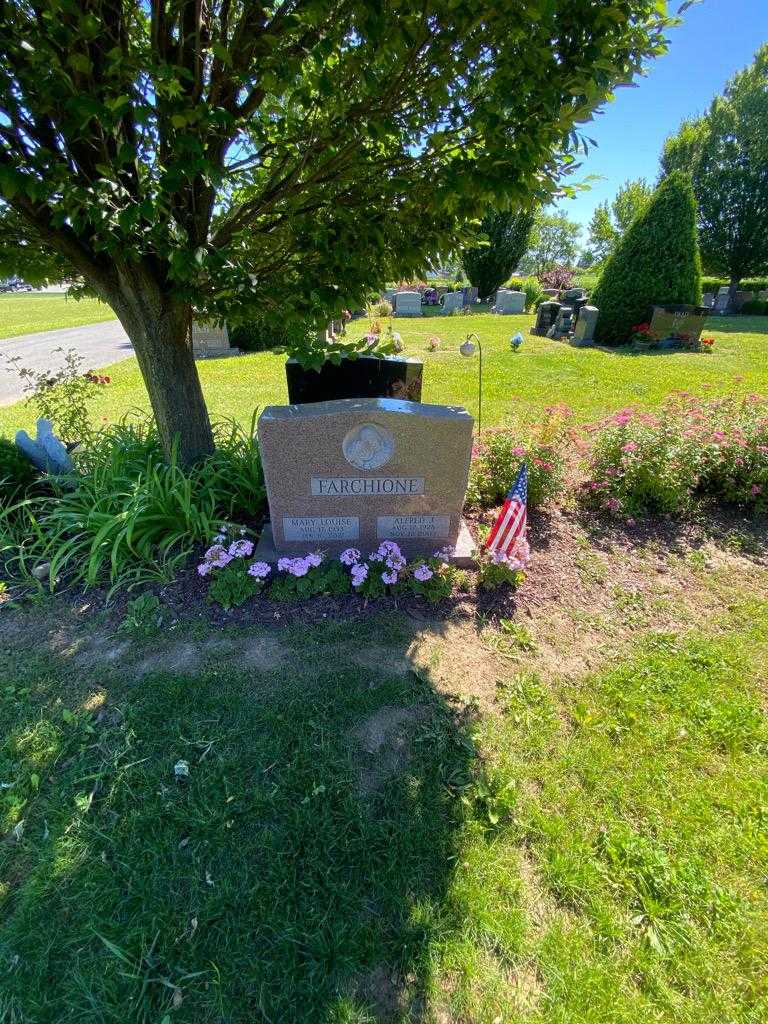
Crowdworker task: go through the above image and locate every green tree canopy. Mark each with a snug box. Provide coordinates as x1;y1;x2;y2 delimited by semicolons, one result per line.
460;208;535;298
0;1;672;462
519;211;582;276
661;45;768;308
585;178;652;264
591;171;701;344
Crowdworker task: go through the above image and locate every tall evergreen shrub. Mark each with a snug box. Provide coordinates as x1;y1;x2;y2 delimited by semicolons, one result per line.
592;172;702;344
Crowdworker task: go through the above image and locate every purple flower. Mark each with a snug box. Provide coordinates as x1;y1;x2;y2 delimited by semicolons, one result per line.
413;564;433;582
306;552;323;568
378;540;402;558
433;546;453;564
339;548;361;566
381;570;398;585
351;563;369;587
369;551;384;562
386;554;406;571
197;562;212;576
205;544;233;568
229;539;254;558
248;561;271;579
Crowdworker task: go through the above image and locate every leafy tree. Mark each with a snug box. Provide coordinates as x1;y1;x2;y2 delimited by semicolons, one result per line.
461;209;535;298
585;178;652;264
0;1;672;462
520;211;581;276
661;45;768;311
591;172;701;344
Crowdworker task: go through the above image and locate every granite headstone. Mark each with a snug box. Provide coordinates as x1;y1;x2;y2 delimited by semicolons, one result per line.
648;304;709;345
394;291;422;317
531;301;561;336
257;398;474;561
572;305;598;346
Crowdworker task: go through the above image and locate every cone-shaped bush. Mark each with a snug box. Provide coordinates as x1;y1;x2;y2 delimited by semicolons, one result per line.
592;172;702;344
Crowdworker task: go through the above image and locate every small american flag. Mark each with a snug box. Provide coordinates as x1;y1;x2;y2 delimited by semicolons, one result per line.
485;463;528;556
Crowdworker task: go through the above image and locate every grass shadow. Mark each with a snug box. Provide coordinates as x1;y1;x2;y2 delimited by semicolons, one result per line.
0;612;477;1023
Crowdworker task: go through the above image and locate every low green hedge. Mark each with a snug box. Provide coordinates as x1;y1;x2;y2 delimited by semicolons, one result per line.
701;277;768;294
740;300;768;316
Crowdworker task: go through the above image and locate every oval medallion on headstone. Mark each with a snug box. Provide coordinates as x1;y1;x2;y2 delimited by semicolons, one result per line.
342;423;395;471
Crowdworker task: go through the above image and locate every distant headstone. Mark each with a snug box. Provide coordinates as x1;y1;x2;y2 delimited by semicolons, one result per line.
735;290;754;310
714;287;730;313
541;289;560;299
572;306;598;346
547;306;573;339
702;292;715;308
462;286;479;306
15;418;73;474
495;290;525;314
649;304;709;345
758;289;768;302
440;291;463;314
256;398;475;561
531;301;561;336
394;291;422;317
192;320;236;359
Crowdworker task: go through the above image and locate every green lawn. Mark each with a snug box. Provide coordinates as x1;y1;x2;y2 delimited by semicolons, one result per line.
2;311;766;438
1;531;766;1022
1;306;767;1021
0;293;116;340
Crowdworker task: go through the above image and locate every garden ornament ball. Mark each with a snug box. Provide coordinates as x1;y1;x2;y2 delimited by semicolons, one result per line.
460;332;482;436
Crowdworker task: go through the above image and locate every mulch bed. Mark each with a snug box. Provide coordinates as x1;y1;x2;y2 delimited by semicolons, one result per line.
2;507;766;636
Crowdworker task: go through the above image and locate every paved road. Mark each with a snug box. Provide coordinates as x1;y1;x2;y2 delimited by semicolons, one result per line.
0;320;133;407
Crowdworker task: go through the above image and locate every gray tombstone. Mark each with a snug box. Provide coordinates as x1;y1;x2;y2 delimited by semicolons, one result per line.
572;306;598;346
440;291;463;314
192;320;236;359
15;418;73;474
394;291;422;317
547;305;573;339
702;292;715;308
495;290;525;314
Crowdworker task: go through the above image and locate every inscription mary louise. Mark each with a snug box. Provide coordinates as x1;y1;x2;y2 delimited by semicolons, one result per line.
257;398;474;557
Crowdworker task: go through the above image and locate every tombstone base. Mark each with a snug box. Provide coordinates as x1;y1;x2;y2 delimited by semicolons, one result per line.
194;347;241;360
253;518;477;569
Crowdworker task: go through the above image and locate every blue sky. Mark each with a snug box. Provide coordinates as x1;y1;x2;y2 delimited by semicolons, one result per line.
554;0;768;243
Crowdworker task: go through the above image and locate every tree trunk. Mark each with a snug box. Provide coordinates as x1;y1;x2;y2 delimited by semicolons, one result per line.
109;283;215;465
727;274;740;314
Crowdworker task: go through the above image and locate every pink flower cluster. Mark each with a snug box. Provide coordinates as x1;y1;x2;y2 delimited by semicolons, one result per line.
277;552;323;577
196;530;274;581
490;537;530;571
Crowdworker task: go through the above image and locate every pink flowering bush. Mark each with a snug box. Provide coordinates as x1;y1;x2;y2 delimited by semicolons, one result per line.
583;393;768;516
583;403;701;516
466;404;573;509
693;394;768;511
